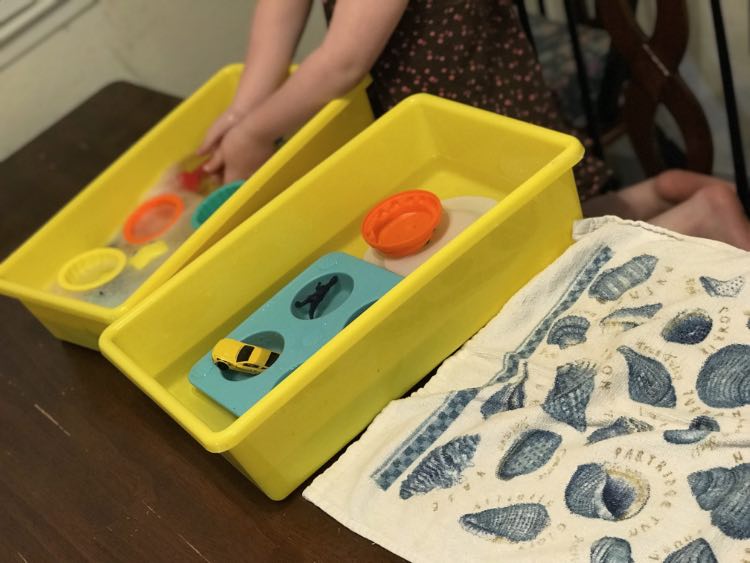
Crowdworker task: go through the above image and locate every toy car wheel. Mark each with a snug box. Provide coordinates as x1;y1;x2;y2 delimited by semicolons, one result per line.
215;361;229;371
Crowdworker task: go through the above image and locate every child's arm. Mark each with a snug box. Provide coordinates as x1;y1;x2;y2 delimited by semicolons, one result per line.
198;0;313;155
204;0;408;182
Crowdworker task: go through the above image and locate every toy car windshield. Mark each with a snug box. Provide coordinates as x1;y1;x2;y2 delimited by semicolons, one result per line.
236;345;253;362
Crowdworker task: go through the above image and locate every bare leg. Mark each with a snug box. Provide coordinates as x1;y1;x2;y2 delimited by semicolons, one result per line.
652;169;734;202
581;169;731;221
648;184;750;251
582;169;750;250
581;179;667;221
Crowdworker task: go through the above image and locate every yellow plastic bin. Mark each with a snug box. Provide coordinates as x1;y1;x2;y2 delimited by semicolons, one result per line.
0;64;373;349
100;94;584;500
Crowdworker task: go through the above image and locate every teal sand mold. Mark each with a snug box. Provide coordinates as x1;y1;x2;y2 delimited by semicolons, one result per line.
188;252;403;416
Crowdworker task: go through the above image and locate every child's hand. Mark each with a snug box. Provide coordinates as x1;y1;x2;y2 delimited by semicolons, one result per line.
196;107;245;156
202;120;276;183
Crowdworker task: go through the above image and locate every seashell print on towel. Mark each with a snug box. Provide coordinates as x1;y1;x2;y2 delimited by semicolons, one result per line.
399;434;481;500
587;417;653;445
565;463;650;521
547;315;590;349
590;536;634;563
699;275;745;297
480;363;528;419
688;462;750;540
663;416;720;445
663;538;718;563
589;254;658;303
496;429;562;480
617;346;676;407
600;303;663;332
661;309;713;344
542;361;597;432
696;344;750;408
459;503;550;542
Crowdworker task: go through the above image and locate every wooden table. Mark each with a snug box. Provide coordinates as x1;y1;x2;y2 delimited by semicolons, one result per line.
0;82;402;562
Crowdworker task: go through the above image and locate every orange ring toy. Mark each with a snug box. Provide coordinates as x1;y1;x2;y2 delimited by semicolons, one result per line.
123;194;185;245
361;190;442;257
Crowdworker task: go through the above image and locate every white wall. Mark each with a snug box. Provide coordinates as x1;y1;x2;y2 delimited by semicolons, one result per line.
0;0;327;159
681;1;750;178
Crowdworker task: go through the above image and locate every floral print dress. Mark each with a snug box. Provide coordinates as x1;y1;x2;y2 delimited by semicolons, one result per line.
322;0;611;200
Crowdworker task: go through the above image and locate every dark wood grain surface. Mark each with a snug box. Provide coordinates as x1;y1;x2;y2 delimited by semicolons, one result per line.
0;82;401;563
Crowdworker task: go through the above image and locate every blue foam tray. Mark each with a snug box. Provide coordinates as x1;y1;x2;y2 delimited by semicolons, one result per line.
188;252;403;416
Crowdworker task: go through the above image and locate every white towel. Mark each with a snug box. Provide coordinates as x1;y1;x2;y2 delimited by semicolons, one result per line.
304;217;750;562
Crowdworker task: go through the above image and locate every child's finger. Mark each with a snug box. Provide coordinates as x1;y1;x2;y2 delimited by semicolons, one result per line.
196;140;215;156
197;119;236;155
197;125;226;155
202;150;224;174
197;111;241;155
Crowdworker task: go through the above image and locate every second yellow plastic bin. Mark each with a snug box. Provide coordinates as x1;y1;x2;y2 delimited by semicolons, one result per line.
100;94;584;500
0;65;373;349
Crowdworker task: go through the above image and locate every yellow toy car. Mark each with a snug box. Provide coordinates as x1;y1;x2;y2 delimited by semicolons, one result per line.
211;338;279;375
